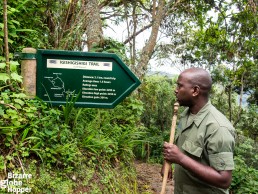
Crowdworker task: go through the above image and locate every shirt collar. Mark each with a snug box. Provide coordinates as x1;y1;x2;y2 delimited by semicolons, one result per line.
180;101;211;128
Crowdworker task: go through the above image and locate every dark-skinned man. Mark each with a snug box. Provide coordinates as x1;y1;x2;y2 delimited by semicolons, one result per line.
162;67;235;194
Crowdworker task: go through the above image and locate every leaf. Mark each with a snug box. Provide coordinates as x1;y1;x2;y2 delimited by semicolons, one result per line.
0;73;10;83
12;93;27;98
44;129;54;136
8;39;14;44
10;20;20;26
14;104;22;109
16;29;36;32
9;32;18;38
24;136;41;141
0;107;4;116
21;151;29;157
14;99;25;106
31;149;43;162
10;60;20;67
0;63;6;68
10;62;17;71
12;120;21;127
21;128;30;142
11;72;23;82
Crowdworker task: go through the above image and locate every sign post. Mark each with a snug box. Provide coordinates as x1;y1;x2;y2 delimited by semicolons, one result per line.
36;49;141;108
21;48;37;98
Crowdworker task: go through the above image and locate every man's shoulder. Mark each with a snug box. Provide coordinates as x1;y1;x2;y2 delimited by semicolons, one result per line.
206;104;235;130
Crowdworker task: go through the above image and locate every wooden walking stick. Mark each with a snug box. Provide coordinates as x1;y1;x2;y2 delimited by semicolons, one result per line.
160;102;179;194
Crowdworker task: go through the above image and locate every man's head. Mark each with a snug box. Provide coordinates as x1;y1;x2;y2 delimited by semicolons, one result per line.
175;68;212;107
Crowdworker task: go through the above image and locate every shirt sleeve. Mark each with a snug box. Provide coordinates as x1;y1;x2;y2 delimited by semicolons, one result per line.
206;126;235;171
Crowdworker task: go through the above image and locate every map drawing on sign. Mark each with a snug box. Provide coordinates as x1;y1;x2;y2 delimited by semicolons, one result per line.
46;73;75;98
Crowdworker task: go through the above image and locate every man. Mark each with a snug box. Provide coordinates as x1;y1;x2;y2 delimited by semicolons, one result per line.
162;68;235;194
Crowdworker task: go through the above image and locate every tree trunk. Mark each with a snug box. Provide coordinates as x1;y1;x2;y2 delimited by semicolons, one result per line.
3;0;11;86
136;0;166;80
84;0;104;51
234;70;246;126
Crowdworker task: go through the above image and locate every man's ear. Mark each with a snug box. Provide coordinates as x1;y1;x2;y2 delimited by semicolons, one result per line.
192;85;200;97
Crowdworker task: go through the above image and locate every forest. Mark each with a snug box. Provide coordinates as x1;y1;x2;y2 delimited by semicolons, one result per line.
0;0;257;193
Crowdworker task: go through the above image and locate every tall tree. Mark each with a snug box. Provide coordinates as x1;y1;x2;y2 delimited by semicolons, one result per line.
84;0;104;50
155;0;257;111
99;0;187;79
136;0;166;79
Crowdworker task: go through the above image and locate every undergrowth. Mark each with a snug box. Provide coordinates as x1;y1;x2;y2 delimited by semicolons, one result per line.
0;79;145;193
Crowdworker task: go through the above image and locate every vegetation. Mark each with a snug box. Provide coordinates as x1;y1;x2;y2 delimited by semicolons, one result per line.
0;87;144;193
0;0;257;193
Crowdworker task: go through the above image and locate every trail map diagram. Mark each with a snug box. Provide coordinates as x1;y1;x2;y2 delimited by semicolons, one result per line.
47;73;75;98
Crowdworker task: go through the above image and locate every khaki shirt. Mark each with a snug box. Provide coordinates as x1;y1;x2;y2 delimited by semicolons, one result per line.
174;101;235;194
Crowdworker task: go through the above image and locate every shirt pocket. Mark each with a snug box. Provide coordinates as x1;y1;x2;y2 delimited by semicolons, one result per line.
182;139;203;158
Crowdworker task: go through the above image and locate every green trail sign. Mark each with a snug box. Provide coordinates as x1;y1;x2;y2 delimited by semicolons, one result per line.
36;49;141;108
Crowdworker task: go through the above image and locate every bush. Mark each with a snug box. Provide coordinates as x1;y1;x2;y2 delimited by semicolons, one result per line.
134;75;178;163
231;156;258;194
72;95;145;163
0;91;82;173
0;90;146;193
230;133;258;194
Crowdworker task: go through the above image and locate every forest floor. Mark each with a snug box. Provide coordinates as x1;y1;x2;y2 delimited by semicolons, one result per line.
134;160;174;194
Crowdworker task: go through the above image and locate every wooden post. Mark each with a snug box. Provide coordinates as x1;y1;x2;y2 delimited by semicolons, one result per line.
160;102;179;194
21;47;37;98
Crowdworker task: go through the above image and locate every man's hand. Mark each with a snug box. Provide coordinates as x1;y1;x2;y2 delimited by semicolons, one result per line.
163;142;185;165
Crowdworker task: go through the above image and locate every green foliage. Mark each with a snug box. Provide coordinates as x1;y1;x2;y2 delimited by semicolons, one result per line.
231;134;258;194
72;95;145;163
0;90;82;173
0;92;40;169
140;75;177;131
0;88;145;193
158;0;257;105
96;162;139;194
62;90;81;125
90;37;130;64
234;134;258;169
0;157;139;193
210;83;238;120
26;161;74;194
1;85;143;172
0;60;22;88
236;104;258;140
231;156;258;194
0;0;49;55
135;75;178;163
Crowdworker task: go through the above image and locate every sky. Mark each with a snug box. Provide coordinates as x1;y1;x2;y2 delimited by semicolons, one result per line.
103;21;181;75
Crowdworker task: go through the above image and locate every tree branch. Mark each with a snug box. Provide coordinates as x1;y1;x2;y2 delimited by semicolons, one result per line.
123;23;152;44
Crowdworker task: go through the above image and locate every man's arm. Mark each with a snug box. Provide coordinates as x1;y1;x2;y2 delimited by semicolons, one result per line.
163;142;232;189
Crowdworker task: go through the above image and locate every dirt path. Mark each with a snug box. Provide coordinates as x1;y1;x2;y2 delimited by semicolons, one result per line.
135;161;174;194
